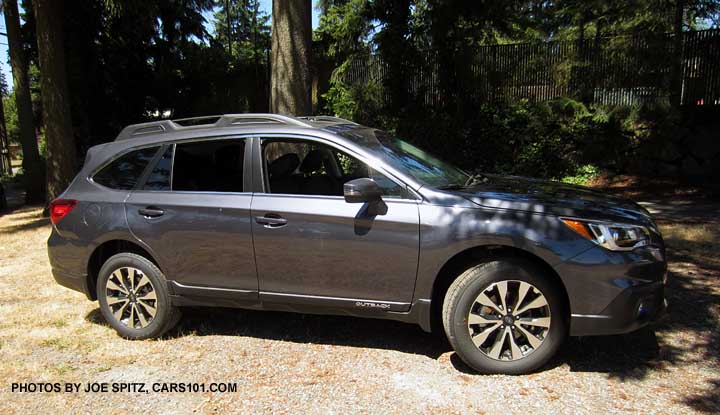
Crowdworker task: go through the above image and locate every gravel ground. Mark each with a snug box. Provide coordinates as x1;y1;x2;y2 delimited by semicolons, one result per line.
1;197;718;414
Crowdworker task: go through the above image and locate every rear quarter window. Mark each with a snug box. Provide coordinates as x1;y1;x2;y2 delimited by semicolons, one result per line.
93;147;159;190
143;146;173;191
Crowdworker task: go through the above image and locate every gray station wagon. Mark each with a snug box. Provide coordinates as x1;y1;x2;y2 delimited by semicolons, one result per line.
47;114;667;374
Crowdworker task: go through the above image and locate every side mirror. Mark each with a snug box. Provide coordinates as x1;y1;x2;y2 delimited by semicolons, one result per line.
344;178;382;203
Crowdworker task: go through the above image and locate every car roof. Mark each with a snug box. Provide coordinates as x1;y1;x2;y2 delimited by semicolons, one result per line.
114;114;360;143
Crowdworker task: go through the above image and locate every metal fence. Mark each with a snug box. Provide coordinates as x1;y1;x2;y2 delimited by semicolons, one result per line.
344;29;720;107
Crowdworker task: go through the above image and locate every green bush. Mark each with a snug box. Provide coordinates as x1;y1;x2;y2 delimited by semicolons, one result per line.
323;61;390;127
562;164;599;185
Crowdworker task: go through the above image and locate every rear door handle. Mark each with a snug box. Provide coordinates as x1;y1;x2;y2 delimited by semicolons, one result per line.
138;207;165;218
255;214;287;228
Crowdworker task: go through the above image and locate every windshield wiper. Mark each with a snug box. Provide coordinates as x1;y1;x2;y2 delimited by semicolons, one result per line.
437;184;465;190
437;173;490;190
464;172;490;187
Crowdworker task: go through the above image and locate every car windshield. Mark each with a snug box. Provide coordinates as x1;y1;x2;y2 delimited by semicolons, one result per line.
332;126;469;188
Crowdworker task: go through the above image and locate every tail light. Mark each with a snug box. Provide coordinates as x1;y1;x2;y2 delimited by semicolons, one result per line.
49;199;78;225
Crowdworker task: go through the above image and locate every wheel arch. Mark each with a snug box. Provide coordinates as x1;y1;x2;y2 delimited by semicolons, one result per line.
428;244;570;333
86;239;161;301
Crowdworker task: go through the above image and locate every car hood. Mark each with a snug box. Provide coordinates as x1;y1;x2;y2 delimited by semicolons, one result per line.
452;174;655;226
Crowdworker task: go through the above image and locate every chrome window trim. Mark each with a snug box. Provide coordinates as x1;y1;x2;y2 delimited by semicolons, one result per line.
130;189;253;196
251;193;420;204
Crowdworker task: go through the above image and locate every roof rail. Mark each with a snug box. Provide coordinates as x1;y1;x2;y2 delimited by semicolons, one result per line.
115;120;178;141
297;115;358;125
217;113;312;127
172;115;224;126
114;113;314;141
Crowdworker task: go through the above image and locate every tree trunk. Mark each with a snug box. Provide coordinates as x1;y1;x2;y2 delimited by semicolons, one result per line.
4;0;45;203
33;0;77;201
375;0;411;115
0;92;10;176
270;0;311;115
225;0;232;56
670;0;684;107
252;1;260;110
576;17;592;103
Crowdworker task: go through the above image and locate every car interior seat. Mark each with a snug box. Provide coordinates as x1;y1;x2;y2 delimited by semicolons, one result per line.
298;149;342;196
268;153;301;194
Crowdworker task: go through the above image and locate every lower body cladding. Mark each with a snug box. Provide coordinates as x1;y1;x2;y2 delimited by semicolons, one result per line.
166;265;668;337
167;281;434;331
51;260;666;337
167;278;666;337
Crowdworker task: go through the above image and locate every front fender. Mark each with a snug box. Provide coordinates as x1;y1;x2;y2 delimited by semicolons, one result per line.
412;204;594;301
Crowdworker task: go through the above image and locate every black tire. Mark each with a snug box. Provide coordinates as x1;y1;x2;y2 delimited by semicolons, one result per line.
442;259;567;374
97;253;180;339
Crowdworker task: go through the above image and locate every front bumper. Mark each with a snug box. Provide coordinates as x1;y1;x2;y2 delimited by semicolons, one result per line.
555;242;668;337
569;280;666;336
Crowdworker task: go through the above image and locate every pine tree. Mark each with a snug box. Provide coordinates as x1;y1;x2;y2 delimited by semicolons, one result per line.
271;0;312;115
4;0;44;202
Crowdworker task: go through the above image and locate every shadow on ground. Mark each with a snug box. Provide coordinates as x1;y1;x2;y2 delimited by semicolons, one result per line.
597;175;720;225
0;181;28;215
86;305;664;375
86;306;451;359
1;215;48;232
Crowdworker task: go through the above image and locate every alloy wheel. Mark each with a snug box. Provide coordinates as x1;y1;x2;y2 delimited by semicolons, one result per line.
467;280;551;361
105;267;158;329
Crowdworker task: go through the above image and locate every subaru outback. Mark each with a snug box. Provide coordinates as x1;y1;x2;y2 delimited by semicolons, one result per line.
47;114;667;374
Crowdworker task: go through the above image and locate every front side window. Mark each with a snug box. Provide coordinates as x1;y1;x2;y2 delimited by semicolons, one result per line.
172;139;245;192
93;147;159;190
262;139;405;198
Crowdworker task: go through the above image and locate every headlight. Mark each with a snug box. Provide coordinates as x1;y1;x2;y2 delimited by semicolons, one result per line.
561;218;651;251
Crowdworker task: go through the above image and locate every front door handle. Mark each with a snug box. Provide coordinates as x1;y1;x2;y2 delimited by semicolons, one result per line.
138;207;165;218
255;214;287;228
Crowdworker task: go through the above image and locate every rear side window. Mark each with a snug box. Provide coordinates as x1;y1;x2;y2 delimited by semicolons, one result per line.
93;147;159;190
172;139;245;192
143;146;173;191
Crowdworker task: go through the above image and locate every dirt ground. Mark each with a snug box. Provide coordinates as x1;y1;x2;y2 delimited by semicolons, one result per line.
1;179;719;414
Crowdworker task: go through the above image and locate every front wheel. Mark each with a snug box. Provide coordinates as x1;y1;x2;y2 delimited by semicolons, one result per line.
97;253;180;339
442;259;567;374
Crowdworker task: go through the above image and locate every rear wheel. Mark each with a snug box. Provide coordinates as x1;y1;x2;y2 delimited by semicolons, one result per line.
97;253;180;339
442;259;567;374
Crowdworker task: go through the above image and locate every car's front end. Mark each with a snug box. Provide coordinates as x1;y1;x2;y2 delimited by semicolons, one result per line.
450;174;668;336
553;217;667;336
